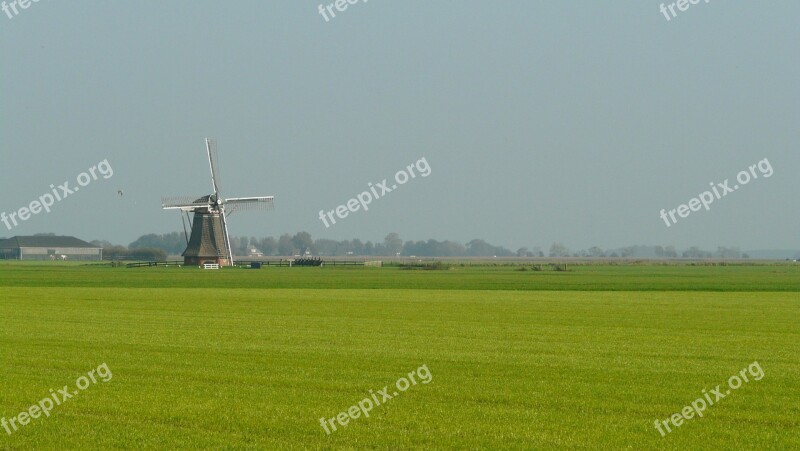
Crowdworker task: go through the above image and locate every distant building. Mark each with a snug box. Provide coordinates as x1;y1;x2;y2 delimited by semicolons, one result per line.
0;236;102;261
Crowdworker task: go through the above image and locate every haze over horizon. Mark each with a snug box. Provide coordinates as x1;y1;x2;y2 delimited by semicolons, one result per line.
2;2;798;251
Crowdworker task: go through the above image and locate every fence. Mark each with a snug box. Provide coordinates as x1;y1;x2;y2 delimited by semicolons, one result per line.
125;259;380;268
235;258;373;268
125;261;183;268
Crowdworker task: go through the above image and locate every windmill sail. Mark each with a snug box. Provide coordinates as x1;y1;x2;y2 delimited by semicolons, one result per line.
225;196;274;214
161;139;275;267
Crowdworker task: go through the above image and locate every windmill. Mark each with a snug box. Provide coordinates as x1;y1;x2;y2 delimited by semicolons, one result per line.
162;139;274;267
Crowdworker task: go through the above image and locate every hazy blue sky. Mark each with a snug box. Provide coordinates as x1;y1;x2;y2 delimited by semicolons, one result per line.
2;1;798;250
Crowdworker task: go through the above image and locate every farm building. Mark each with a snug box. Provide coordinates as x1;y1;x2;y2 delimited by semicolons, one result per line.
0;236;102;261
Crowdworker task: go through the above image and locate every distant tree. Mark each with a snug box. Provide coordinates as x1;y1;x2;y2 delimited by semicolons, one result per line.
278;234;296;255
228;236;248;256
91;240;116;249
351;239;365;256
101;245;129;260
337;240;355;255
549;243;570;257
516;247;529;257
384;233;403;255
372;242;388;255
465;239;512;257
292;232;314;255
441;240;467;256
714;247;741;259
426;239;443;257
467;239;494;256
128;247;167;261
403;240;423;256
129;232;185;255
682;246;711;259
588;246;604;257
256;237;278;256
313;239;339;256
408;239;465;257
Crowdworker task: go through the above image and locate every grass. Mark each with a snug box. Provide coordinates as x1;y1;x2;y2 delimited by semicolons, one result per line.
0;261;798;291
0;264;798;449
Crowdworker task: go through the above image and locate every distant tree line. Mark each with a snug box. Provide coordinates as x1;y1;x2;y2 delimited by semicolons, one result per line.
90;240;168;261
92;232;753;259
539;243;748;259
101;232;515;257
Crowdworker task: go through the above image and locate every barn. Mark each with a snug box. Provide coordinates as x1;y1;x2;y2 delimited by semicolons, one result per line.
0;236;102;261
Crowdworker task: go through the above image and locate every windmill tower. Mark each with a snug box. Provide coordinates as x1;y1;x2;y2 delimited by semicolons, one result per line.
162;139;274;266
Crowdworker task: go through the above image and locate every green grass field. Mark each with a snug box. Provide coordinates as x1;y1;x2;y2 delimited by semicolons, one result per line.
1;263;798;449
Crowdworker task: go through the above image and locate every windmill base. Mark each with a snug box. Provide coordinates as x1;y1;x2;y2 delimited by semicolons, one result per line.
184;256;231;267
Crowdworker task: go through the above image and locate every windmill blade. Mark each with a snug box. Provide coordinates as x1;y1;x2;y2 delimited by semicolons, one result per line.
180;214;190;245
206;138;221;196
162;203;208;211
224;196;274;214
219;205;234;265
161;196;211;210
